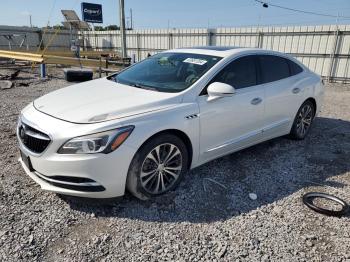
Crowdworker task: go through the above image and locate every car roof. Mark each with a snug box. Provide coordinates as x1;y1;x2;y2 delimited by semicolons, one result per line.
166;46;289;58
181;46;241;51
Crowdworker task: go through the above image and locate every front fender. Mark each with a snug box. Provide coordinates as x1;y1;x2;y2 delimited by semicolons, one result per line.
121;103;201;169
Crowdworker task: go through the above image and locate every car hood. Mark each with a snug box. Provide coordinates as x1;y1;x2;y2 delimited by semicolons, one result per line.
33;78;183;124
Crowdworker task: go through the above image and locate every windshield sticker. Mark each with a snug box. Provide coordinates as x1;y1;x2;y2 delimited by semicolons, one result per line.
183;58;207;65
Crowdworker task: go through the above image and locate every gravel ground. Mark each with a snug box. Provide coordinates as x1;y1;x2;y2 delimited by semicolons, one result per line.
0;68;349;261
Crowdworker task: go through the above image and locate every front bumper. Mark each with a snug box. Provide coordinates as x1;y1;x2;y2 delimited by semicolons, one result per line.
18;103;137;198
19;157;108;198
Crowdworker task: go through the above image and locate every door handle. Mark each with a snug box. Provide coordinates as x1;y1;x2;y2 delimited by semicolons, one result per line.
251;97;262;105
292;87;301;94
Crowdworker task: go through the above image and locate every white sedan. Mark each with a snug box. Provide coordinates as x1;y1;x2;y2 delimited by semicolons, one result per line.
17;47;324;199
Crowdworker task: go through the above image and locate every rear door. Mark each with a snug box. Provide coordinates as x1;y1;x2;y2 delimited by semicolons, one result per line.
257;55;305;139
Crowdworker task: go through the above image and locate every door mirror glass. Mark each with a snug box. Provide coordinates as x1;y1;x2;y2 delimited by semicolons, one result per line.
207;82;235;101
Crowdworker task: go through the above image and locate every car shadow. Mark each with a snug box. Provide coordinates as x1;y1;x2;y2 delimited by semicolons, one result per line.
60;116;350;223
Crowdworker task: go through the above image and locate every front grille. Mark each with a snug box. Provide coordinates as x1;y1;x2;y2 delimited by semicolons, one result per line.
18;122;51;154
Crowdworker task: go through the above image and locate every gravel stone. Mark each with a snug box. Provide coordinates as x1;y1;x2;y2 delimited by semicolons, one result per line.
0;68;349;261
249;193;258;200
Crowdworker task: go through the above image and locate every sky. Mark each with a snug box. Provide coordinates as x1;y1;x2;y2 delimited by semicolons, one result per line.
0;0;349;29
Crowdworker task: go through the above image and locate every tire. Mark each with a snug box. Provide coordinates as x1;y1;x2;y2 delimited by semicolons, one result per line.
289;100;315;140
302;192;349;217
126;134;189;200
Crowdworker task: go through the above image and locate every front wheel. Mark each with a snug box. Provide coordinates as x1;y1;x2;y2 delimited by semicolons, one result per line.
126;134;188;200
289;100;315;140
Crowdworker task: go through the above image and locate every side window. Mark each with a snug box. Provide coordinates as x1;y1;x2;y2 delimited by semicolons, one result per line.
211;55;257;89
288;59;303;76
258;55;290;84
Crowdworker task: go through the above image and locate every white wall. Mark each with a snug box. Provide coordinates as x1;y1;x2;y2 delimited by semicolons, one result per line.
1;24;349;81
81;25;350;81
0;25;74;51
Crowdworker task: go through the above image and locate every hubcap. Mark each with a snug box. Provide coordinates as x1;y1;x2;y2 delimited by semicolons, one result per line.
296;104;313;137
140;143;182;194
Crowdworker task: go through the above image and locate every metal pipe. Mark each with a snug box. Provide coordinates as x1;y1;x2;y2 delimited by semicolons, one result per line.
40;64;46;78
119;0;127;59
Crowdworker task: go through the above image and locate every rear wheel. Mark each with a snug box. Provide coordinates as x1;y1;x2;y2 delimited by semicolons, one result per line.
289;100;315;140
126;134;188;200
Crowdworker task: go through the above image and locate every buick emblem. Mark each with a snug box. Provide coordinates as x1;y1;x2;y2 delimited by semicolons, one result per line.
20;125;25;139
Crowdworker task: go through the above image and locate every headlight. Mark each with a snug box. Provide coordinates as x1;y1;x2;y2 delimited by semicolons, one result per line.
58;126;134;154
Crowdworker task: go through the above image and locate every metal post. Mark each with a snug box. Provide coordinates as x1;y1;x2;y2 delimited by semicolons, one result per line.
136;33;141;61
119;0;127;59
105;57;109;76
99;57;102;78
327;28;340;82
257;31;263;48
40;64;46;78
168;33;173;49
207;30;213;46
38;29;44;50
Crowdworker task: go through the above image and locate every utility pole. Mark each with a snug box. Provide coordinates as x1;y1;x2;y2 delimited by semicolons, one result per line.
119;0;127;59
29;14;32;28
130;8;133;29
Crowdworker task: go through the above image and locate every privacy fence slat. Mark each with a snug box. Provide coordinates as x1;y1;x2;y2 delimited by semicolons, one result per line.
0;25;349;82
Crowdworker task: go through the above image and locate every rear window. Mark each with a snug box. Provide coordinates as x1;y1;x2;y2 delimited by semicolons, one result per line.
288;60;303;76
258;55;290;84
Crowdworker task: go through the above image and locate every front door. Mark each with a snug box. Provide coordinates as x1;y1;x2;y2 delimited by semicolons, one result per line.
197;55;265;163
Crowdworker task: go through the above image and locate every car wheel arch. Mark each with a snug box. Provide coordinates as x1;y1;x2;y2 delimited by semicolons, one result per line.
132;129;193;170
304;97;317;116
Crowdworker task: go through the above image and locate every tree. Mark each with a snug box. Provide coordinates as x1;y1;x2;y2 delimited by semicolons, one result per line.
53;25;65;30
94;26;104;31
105;25;120;30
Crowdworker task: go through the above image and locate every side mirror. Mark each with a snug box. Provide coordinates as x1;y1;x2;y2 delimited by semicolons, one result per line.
207;82;235;101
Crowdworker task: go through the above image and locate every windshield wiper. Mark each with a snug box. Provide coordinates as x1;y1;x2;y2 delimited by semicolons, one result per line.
130;82;158;91
113;76;159;91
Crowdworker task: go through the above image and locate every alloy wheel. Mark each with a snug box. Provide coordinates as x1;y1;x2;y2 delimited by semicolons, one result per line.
140;143;183;194
296;104;313;137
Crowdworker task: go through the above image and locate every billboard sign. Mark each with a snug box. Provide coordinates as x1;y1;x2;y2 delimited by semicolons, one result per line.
81;2;103;23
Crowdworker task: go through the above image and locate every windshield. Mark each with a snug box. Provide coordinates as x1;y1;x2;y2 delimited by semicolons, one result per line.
110;52;222;92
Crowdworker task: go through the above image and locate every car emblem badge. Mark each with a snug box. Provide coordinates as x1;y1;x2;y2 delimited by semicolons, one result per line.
20;125;26;139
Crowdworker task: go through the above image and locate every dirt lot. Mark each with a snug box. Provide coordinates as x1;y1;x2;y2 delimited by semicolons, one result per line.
0;68;349;261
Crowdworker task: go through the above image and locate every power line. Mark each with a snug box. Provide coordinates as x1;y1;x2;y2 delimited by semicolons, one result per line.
254;0;350;19
47;0;57;26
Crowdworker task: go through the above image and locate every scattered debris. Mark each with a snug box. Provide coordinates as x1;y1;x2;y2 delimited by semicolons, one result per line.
15;82;30;87
302;192;349;217
249;193;258;200
0;80;13;90
28;234;34;245
204;177;228;189
215;242;228;258
0;70;20;80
